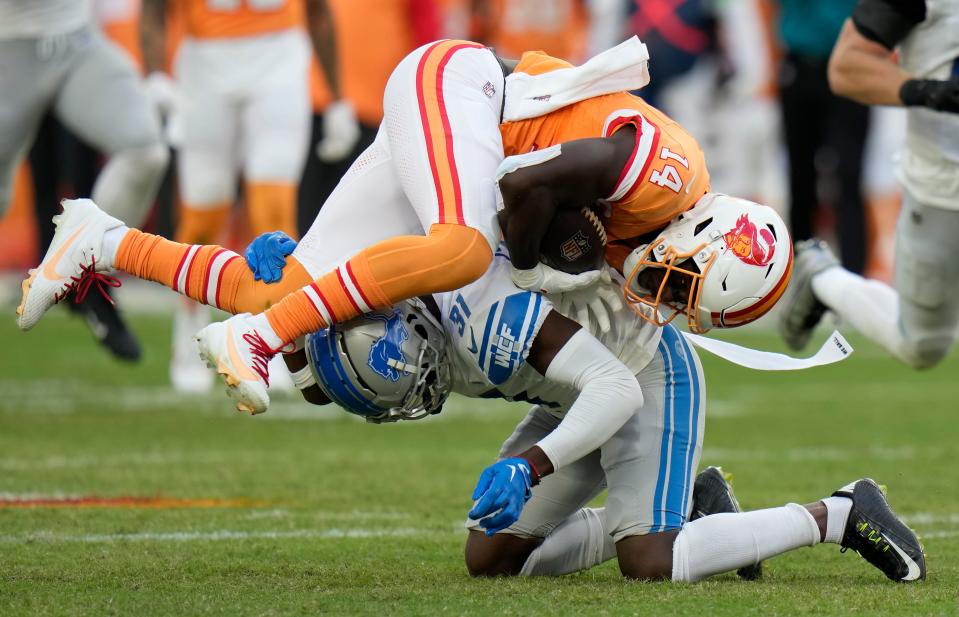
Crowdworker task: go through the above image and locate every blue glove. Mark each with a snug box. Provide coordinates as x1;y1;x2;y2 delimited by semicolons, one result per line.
244;231;297;283
468;457;537;536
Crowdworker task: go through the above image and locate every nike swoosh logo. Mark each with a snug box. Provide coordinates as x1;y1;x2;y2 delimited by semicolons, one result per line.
507;465;517;483
885;533;923;580
43;225;87;280
467;327;478;355
225;323;260;382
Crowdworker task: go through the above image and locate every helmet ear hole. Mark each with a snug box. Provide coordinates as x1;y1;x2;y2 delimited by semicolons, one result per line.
693;217;713;236
306;303;452;422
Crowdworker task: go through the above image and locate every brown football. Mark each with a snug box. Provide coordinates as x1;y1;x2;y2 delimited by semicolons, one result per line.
539;207;607;274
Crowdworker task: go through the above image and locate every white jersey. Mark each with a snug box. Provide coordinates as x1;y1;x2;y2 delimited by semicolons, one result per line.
435;245;662;414
0;0;91;39
897;0;959;209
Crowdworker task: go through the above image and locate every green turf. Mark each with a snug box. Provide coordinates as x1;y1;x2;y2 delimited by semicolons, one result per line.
2;312;958;616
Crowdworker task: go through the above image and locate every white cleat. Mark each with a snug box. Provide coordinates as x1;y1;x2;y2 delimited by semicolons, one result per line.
170;299;214;394
194;313;274;415
16;198;124;331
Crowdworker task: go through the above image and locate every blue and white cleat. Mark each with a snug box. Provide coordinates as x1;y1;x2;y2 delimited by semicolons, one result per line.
17;199;124;331
195;313;274;415
778;239;838;351
833;478;926;582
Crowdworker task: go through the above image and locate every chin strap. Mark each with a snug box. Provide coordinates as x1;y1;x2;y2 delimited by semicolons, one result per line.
290;365;316;390
681;330;853;370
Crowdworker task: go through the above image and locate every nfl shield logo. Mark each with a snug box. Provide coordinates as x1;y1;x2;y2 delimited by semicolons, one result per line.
483;81;496;98
560;231;591;262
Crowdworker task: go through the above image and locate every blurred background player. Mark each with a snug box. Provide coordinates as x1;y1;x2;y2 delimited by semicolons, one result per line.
775;0;870;275
0;0;169;359
781;0;959;369
297;0;441;237
140;0;343;392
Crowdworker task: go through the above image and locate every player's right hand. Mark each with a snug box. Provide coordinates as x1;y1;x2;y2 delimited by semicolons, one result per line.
244;232;297;283
511;262;602;295
554;268;623;334
468;457;537;536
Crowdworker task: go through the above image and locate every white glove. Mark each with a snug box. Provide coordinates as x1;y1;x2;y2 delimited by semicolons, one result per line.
143;71;179;118
317;99;361;162
510;262;602;294
553;268;623;334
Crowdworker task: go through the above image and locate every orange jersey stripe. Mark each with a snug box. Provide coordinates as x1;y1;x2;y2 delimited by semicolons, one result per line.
180;0;304;39
415;40;485;225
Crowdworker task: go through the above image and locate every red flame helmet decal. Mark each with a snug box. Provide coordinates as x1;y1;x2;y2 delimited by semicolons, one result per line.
723;214;776;267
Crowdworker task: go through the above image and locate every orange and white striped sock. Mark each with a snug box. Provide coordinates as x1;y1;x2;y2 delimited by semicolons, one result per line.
114;229;311;315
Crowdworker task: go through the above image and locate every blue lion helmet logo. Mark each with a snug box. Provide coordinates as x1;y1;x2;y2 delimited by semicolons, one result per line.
367;310;409;382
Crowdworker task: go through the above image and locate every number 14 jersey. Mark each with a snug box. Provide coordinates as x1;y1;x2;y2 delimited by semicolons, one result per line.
498;50;711;272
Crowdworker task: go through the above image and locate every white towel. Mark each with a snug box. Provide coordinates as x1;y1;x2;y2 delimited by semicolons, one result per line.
502;36;651;122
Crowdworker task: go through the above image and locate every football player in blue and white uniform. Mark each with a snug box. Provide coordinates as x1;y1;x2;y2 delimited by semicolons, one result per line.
246;223;925;584
780;0;959;369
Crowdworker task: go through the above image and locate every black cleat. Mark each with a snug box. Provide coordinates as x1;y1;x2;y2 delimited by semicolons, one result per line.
68;288;142;362
832;479;926;582
690;466;763;581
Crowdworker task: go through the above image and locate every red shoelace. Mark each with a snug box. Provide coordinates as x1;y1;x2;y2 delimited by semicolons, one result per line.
52;256;122;306
242;330;274;387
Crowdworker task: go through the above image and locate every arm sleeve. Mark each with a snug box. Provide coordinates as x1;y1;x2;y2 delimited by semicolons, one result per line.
851;0;926;50
536;329;642;470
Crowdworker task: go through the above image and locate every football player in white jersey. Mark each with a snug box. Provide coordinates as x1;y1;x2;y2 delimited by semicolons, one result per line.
780;0;959;369
0;0;168;225
244;227;925;584
0;0;168;358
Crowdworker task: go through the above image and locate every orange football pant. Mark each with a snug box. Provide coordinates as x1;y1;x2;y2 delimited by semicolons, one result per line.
115;223;491;344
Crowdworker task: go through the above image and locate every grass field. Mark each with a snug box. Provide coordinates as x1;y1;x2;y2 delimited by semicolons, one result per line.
2;310;959;616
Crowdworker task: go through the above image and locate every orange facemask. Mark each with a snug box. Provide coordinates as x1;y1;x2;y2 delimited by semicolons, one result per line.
623;239;717;333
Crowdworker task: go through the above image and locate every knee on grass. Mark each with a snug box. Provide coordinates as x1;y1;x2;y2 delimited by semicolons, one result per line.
464;530;539;577
615;531;677;581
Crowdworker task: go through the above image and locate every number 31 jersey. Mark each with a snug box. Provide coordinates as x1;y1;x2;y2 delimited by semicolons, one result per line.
435;246;662;414
499;51;711;273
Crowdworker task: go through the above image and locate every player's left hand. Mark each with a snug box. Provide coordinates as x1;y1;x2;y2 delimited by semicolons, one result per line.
553;267;624;334
244;231;297;283
317;99;361;162
468;457;538;536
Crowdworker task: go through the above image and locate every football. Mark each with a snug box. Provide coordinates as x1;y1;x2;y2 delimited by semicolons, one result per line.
539;206;607;274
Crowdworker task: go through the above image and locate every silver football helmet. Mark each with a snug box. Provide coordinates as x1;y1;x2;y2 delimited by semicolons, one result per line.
305;298;453;423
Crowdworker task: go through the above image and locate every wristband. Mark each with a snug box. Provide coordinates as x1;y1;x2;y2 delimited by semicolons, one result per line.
900;78;959;113
522;457;542;486
899;79;927;107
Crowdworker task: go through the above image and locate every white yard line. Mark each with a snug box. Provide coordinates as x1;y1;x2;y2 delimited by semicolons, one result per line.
703;445;941;462
0;527;448;545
